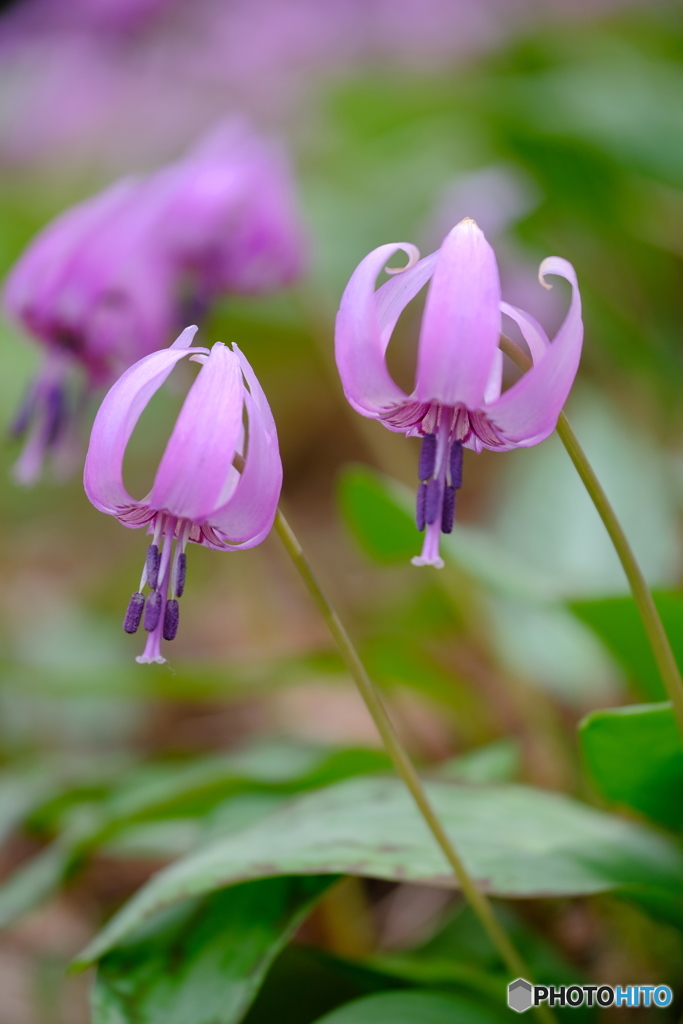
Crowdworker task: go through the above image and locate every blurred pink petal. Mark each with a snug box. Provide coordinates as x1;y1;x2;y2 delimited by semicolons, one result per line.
3;121;304;483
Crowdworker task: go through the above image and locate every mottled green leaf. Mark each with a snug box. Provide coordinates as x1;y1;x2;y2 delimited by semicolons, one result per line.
0;741;389;932
76;776;683;966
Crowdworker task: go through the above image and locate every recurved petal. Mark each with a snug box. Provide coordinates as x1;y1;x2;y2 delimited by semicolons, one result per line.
484;348;504;404
415;219;501;408
500;301;550;363
486;257;582;446
335;243;436;418
84;333;203;518
232;343;278;438
149;342;244;522
207;387;283;548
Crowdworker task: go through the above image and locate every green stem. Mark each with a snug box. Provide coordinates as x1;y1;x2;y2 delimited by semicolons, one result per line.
274;508;553;1018
499;334;683;735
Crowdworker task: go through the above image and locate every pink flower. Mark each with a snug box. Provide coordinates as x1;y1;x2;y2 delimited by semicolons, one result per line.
154;121;305;305
335;217;583;568
3;122;304;484
84;326;282;664
5;176;175;483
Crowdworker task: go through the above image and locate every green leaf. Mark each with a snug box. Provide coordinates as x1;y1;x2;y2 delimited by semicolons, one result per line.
431;741;520;785
0;741;390;933
93;876;334;1024
570;592;683;701
367;903;589;1016
0;840;75;931
97;741;391;825
76;776;683;966
580;702;683;830
0;769;64;846
312;991;505;1024
337;465;555;600
337;465;418;564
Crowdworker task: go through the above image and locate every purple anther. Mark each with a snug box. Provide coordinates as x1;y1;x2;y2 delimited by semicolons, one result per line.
45;385;65;446
175;553;187;598
146;544;160;590
123;592;145;634
9;386;36;439
144;590;162;632
418;433;437;481
425;479;442;525
163;599;179;641
450;441;463;489
441;486;456;534
416;483;427;532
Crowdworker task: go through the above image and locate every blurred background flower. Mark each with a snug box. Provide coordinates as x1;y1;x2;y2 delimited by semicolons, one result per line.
3;120;303;482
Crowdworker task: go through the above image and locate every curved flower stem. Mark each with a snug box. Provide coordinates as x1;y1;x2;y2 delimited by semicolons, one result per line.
499;334;683;735
274;508;553;1012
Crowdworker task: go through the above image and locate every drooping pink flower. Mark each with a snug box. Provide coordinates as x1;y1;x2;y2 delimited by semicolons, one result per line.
153;121;305;307
5;176;176;483
335;217;583;568
3;122;304;483
84;325;282;664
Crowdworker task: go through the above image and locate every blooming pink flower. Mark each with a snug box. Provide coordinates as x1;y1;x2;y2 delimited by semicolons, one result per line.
3;123;304;484
84;326;282;664
335;217;583;568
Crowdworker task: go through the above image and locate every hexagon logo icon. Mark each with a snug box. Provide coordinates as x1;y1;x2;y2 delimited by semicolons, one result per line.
508;978;533;1013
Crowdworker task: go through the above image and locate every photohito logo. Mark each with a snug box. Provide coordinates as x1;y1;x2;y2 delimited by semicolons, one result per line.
507;979;673;1012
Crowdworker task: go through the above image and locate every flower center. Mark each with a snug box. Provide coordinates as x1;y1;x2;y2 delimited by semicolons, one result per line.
123;514;191;664
415;433;463;534
412;410;465;569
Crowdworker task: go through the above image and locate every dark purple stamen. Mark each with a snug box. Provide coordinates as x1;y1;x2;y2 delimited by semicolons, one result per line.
450;441;463;489
418;433;437;481
175;553;187;597
416;483;427;531
144;591;162;632
123;592;145;634
44;385;65;447
10;386;37;439
179;292;210;328
163;599;179;641
146;544;160;590
425;479;442;525
441;486;456;534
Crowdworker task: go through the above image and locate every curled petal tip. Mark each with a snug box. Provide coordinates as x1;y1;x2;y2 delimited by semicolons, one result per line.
538;256;577;291
385;243;421;275
171;324;200;350
136;653;167;665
